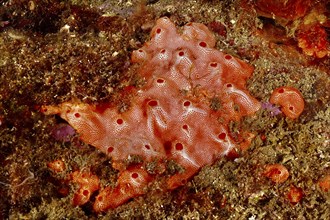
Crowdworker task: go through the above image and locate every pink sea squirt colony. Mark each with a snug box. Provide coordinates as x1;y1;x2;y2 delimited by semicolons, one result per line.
43;17;262;212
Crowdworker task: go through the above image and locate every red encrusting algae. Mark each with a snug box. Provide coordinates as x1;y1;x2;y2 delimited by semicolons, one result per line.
252;0;312;20
246;0;329;59
297;24;330;58
42;17;261;212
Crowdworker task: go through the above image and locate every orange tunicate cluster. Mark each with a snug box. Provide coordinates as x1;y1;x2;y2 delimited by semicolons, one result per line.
42;17;261;212
94;166;151;212
70;171;100;206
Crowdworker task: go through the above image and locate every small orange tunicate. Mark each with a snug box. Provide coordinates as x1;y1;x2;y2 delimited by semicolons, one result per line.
318;175;330;192
270;86;304;119
47;159;66;173
263;164;289;183
287;185;304;205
